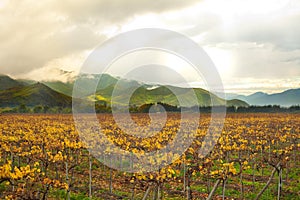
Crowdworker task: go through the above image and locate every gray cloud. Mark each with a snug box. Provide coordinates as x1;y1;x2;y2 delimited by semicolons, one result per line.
202;13;300;51
0;0;105;75
0;0;299;95
0;0;199;76
181;9;300;82
55;0;200;24
229;44;300;78
124;64;189;85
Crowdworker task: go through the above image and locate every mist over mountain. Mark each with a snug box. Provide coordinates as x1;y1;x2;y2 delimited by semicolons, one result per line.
1;72;298;109
0;74;251;110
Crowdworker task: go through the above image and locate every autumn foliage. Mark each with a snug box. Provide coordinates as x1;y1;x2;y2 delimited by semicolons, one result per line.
0;113;299;199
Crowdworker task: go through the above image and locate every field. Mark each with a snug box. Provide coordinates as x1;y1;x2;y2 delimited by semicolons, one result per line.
0;113;299;199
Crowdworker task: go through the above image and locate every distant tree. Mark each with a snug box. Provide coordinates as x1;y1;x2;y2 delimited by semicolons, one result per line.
18;104;28;113
289;105;300;112
138;103;154;113
97;100;107;107
129;104;138;113
157;102;180;112
57;107;63;113
33;105;43;113
95;103;111;113
137;102;180;113
199;106;212;113
226;106;236;113
43;105;50;113
62;107;72;113
48;107;59;113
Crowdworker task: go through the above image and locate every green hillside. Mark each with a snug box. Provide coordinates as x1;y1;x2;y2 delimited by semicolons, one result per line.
0;75;23;90
93;84;249;107
226;99;250;107
0;82;72;107
24;74;120;96
42;81;74;96
1;74;249;109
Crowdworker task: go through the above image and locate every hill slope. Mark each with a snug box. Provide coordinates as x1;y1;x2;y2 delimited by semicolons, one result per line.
0;83;72;107
19;74;120;96
94;84;249;107
5;74;249;108
0;75;23;90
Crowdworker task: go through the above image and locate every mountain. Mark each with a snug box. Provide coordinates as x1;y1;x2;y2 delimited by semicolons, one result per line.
42;81;74;96
234;92;268;102
226;99;250;107
230;90;300;107
214;92;241;100
0;75;24;90
93;82;249;107
0;82;72;107
17;74;119;96
3;73;249;108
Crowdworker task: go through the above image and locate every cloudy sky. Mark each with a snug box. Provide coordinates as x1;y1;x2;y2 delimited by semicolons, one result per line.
0;0;299;94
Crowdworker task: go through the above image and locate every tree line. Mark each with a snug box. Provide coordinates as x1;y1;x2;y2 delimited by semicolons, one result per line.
0;104;72;114
1;103;299;114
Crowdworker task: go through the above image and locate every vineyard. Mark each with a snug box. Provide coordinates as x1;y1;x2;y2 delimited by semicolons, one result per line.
0;113;299;199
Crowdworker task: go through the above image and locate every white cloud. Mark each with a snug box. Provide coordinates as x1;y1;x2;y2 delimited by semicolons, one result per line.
0;0;199;76
221;77;300;95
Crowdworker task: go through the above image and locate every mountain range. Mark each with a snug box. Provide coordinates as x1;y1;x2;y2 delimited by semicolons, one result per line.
0;74;248;109
228;90;300;107
0;73;299;109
